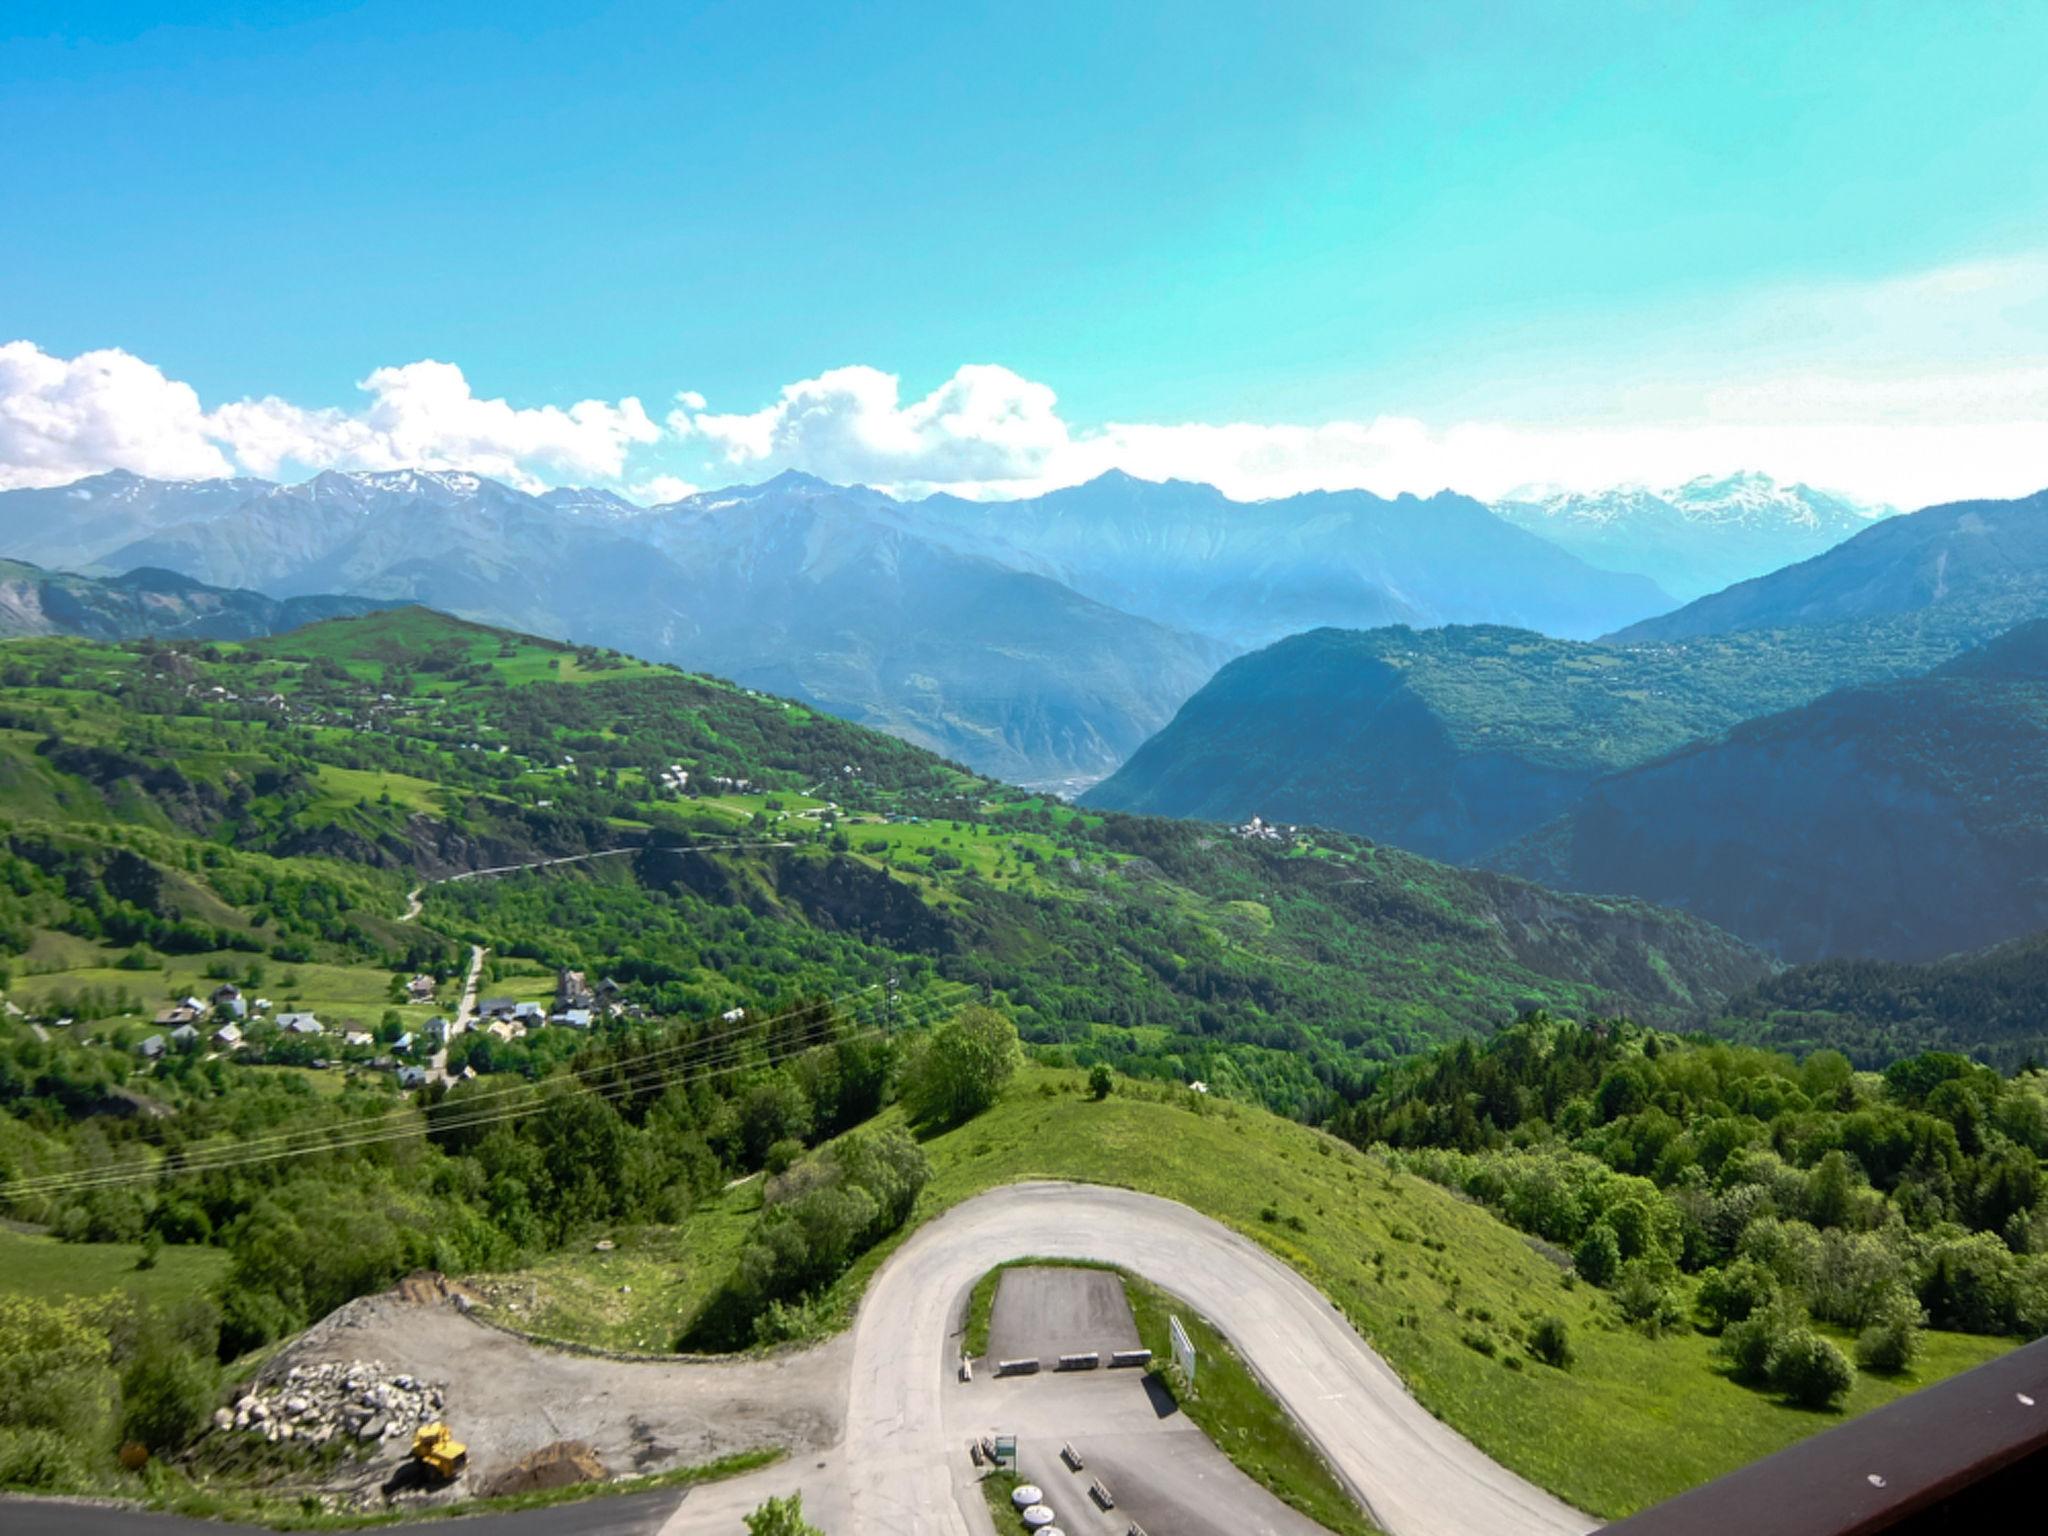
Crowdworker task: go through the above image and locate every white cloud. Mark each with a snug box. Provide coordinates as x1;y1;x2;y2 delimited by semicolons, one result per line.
212;359;660;491
672;363;1071;492
626;473;700;505
0;340;236;490
661;359;2046;509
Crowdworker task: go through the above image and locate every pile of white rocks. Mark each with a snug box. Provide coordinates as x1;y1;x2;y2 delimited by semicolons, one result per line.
212;1359;447;1448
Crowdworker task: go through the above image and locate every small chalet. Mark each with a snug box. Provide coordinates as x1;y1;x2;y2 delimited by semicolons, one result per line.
277;1012;324;1036
212;1023;243;1049
136;1034;166;1060
406;975;437;1002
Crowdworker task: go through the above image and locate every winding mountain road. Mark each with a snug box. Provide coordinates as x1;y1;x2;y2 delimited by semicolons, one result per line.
670;1181;1593;1536
5;1184;1596;1536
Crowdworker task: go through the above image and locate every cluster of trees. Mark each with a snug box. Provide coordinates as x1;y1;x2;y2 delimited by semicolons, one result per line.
1341;1017;2048;1408
1722;934;2048;1070
0;998;1017;1369
0;1291;222;1488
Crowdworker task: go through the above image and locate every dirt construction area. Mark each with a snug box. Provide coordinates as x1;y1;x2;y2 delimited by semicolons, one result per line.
257;1282;848;1506
985;1266;1141;1365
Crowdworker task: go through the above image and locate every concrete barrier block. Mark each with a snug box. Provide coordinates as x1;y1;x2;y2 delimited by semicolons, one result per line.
1056;1351;1101;1371
1061;1441;1084;1470
1108;1348;1153;1368
996;1357;1041;1375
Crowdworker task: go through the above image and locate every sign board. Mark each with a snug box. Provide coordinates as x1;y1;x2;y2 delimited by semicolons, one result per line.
1169;1314;1197;1387
993;1434;1017;1466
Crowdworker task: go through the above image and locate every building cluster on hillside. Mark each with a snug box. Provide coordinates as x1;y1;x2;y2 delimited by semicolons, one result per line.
1234;814;1297;843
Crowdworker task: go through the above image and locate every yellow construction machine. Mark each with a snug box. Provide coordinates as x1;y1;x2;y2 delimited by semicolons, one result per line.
410;1423;468;1481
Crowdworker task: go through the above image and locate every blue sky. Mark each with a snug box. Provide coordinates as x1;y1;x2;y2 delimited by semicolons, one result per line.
3;1;2045;503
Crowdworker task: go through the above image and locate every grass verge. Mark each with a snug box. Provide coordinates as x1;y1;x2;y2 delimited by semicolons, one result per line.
109;1447;781;1530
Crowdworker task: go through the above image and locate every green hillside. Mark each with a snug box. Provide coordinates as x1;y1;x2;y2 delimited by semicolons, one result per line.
0;608;1769;1117
1719;932;2048;1070
1085;621;1963;862
1497;621;2048;963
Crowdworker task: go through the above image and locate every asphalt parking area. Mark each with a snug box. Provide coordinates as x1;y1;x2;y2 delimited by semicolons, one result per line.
985;1265;1142;1365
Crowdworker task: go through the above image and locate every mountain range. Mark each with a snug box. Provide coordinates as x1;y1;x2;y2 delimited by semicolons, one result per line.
0;558;389;641
0;465;1676;789
1494;471;1891;601
1092;482;2048;960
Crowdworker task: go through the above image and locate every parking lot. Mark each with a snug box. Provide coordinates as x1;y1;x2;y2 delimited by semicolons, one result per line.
960;1266;1330;1536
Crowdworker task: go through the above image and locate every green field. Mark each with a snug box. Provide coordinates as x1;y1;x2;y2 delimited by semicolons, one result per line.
0;1225;229;1308
468;1066;2012;1520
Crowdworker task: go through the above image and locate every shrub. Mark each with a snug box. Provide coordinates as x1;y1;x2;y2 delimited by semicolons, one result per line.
1853;1288;1925;1374
763;1138;803;1177
119;1337;215;1454
1088;1062;1114;1100
1770;1329;1855;1409
1527;1315;1573;1369
0;1427;88;1491
1717;1310;1785;1385
1615;1260;1682;1335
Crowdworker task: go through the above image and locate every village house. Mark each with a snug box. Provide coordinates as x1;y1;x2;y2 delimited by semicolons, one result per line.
136;1034;166;1060
479;997;517;1019
153;1004;201;1027
397;1065;429;1089
406;974;437;1002
170;1023;201;1049
212;1022;243;1050
486;1018;525;1043
555;969;595;1010
276;1012;324;1036
422;1015;451;1046
550;1008;593;1030
341;1030;374;1049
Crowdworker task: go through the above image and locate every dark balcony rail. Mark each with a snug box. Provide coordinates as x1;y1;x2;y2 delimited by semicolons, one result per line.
1597;1336;2048;1535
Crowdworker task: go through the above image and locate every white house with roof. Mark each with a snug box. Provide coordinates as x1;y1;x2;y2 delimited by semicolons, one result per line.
276;1012;324;1035
212;1022;243;1049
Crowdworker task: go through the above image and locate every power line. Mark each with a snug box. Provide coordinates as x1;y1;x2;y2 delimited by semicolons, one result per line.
0;983;967;1201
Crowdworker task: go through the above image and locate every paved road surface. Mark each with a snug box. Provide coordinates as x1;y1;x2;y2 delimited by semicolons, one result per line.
11;1183;1596;1536
808;1182;1593;1536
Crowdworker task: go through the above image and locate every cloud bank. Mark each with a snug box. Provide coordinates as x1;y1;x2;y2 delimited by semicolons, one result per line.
0;344;658;494
4;249;2044;507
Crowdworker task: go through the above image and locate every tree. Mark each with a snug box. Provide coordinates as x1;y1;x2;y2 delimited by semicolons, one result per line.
745;1493;824;1536
1572;1221;1621;1287
1696;1258;1777;1333
900;1006;1020;1127
1088;1062;1114;1100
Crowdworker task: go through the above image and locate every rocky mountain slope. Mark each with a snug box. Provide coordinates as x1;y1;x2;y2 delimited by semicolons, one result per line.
1610;485;2048;643
917;469;1671;647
